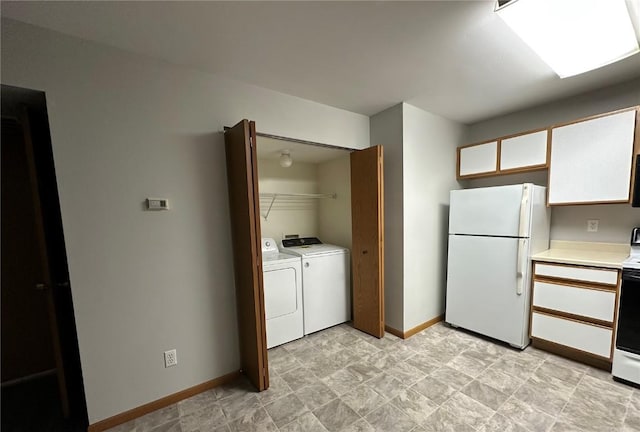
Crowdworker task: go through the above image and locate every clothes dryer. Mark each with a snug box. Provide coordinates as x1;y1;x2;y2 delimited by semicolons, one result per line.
261;238;304;348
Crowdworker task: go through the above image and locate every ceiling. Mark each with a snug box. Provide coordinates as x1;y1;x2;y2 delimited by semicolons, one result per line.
257;136;350;164
3;1;640;124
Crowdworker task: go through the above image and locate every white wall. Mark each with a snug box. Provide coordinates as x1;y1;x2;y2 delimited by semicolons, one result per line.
402;104;465;330
466;78;640;143
370;104;404;331
1;18;370;424
466;78;640;245
370;103;466;332
317;155;352;250
257;159;319;240
257;153;352;247
550;205;640;244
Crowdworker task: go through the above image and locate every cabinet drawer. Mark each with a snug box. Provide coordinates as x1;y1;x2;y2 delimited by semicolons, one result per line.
533;281;615;322
459;141;498;177
534;263;618;286
531;312;612;358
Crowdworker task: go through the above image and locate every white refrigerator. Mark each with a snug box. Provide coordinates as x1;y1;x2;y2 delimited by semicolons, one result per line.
445;184;550;349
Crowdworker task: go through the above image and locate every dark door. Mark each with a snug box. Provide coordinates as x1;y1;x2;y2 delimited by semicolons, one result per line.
350;146;385;338
1;116;61;383
224;119;269;390
2;85;87;430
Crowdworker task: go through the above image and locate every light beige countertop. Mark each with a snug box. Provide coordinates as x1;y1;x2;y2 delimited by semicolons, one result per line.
532;240;630;269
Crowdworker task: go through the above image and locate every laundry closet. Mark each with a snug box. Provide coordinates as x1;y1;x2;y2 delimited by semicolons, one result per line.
256;137;353;350
223;119;384;391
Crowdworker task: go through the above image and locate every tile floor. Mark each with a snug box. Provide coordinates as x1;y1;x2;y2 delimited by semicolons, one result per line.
107;322;640;432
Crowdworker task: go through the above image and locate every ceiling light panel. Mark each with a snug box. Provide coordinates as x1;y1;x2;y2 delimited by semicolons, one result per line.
496;0;640;78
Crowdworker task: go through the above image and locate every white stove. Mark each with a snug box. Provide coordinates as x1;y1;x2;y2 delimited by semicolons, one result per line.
622;248;640;270
613;227;640;386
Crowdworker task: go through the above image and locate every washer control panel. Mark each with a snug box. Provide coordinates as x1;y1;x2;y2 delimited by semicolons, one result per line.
262;238;279;254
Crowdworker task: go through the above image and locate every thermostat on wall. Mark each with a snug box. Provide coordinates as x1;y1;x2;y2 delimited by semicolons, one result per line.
146;198;170;210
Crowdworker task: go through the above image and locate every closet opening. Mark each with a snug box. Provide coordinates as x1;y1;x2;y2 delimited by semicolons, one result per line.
224;119;384;391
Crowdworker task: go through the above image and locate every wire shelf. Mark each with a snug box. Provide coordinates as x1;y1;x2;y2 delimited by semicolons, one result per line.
258;192;337;220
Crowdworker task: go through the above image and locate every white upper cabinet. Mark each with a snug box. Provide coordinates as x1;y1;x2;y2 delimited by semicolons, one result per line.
458;141;497;178
548;109;637;205
458;131;549;179
500;130;548;172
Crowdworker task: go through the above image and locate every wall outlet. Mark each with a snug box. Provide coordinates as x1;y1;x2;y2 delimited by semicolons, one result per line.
164;349;177;368
587;219;599;232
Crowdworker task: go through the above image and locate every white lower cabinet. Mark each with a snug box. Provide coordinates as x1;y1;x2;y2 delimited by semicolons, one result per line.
531;261;620;367
532;281;616;322
534;263;618;286
531;312;612;358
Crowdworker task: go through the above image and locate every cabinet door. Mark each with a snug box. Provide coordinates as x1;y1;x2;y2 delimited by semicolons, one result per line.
458;141;498;178
500;130;548;172
534;263;619;286
533;281;616;322
548;109;636;205
532;312;612;358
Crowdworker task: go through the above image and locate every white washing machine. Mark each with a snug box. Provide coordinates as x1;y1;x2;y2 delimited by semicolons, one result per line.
281;237;350;335
261;238;304;348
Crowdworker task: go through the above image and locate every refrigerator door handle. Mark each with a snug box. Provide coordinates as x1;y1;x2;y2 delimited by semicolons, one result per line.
518;185;530;238
516;238;527;295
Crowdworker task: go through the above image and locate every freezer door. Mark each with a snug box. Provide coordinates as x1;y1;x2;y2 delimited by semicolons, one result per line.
446;235;531;348
449;184;531;237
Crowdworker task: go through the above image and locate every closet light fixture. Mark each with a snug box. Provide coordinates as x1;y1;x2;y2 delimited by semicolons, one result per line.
495;0;640;78
279;150;293;168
